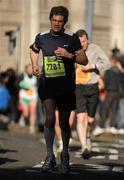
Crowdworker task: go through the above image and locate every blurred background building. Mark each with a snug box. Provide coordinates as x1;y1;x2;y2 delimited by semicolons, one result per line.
0;0;124;72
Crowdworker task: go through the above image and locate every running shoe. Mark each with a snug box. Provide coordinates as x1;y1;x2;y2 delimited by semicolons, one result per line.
41;154;56;172
59;152;70;175
81;146;91;159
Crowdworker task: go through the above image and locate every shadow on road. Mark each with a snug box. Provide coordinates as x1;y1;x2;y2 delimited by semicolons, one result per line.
0;157;18;165
0;148;18;154
0;148;18;165
0;163;124;180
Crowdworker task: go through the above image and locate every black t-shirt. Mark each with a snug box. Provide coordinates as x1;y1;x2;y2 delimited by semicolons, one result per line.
34;29;82;95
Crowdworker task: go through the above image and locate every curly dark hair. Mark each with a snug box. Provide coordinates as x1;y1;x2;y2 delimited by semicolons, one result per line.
49;6;69;24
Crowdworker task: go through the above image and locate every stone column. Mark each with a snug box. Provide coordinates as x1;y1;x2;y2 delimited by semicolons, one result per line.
30;0;40;44
20;0;40;72
110;0;124;52
69;0;86;32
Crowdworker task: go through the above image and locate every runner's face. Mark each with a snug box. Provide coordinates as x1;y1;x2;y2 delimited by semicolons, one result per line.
50;15;65;32
79;35;89;50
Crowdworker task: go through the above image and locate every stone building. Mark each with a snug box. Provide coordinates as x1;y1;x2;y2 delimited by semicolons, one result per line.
0;0;124;72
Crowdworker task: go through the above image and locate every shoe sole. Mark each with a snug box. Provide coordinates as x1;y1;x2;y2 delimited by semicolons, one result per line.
41;162;56;173
41;166;56;173
59;166;70;175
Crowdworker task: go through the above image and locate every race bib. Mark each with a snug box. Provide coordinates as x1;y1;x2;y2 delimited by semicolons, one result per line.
44;56;65;78
25;89;33;96
76;64;92;84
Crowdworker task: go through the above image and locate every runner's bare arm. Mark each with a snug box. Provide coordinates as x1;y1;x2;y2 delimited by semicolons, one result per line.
54;47;88;65
75;49;88;65
30;46;40;76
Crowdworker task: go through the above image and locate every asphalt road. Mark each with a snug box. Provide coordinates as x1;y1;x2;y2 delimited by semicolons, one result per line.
0;123;124;180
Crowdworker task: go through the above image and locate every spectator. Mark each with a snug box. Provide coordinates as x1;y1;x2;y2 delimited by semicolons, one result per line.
95;55;121;134
6;68;19;123
18;63;38;134
0;72;11;123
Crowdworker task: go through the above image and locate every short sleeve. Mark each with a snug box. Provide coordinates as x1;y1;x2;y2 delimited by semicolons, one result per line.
34;33;41;50
72;33;82;51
